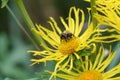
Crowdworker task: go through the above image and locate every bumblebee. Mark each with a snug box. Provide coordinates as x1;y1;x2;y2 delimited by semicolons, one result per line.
60;30;74;42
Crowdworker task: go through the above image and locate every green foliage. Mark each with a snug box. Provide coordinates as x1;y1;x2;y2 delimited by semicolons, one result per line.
0;33;32;79
78;49;91;56
74;59;82;67
1;0;9;8
106;41;120;70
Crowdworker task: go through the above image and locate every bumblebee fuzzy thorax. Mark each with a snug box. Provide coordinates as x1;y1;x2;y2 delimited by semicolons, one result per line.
60;30;74;42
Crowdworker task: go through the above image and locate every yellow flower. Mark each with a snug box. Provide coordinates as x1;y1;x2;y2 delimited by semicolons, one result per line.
28;7;118;79
46;47;120;80
85;0;120;41
93;0;120;40
95;0;120;10
29;7;93;78
85;0;120;10
95;2;120;29
84;0;120;30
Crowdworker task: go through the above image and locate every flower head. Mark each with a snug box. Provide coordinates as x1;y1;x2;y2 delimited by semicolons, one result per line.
85;0;120;41
94;1;120;32
93;0;120;43
46;47;120;80
85;0;120;32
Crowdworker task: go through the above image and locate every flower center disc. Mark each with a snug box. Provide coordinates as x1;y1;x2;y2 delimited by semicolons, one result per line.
78;70;103;80
59;37;79;55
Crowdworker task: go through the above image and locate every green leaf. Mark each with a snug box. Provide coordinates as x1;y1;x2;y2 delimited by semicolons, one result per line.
1;0;9;8
74;59;82;67
106;41;120;70
78;50;91;56
26;78;40;80
26;72;50;80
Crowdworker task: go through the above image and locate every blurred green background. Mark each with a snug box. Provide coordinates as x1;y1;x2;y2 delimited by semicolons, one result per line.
0;0;120;80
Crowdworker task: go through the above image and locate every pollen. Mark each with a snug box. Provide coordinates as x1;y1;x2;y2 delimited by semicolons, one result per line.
59;37;79;55
78;70;103;80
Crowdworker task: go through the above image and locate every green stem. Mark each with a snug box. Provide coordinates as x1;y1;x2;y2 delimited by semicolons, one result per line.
6;5;40;50
14;0;47;49
14;0;34;29
90;0;98;62
90;0;97;29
